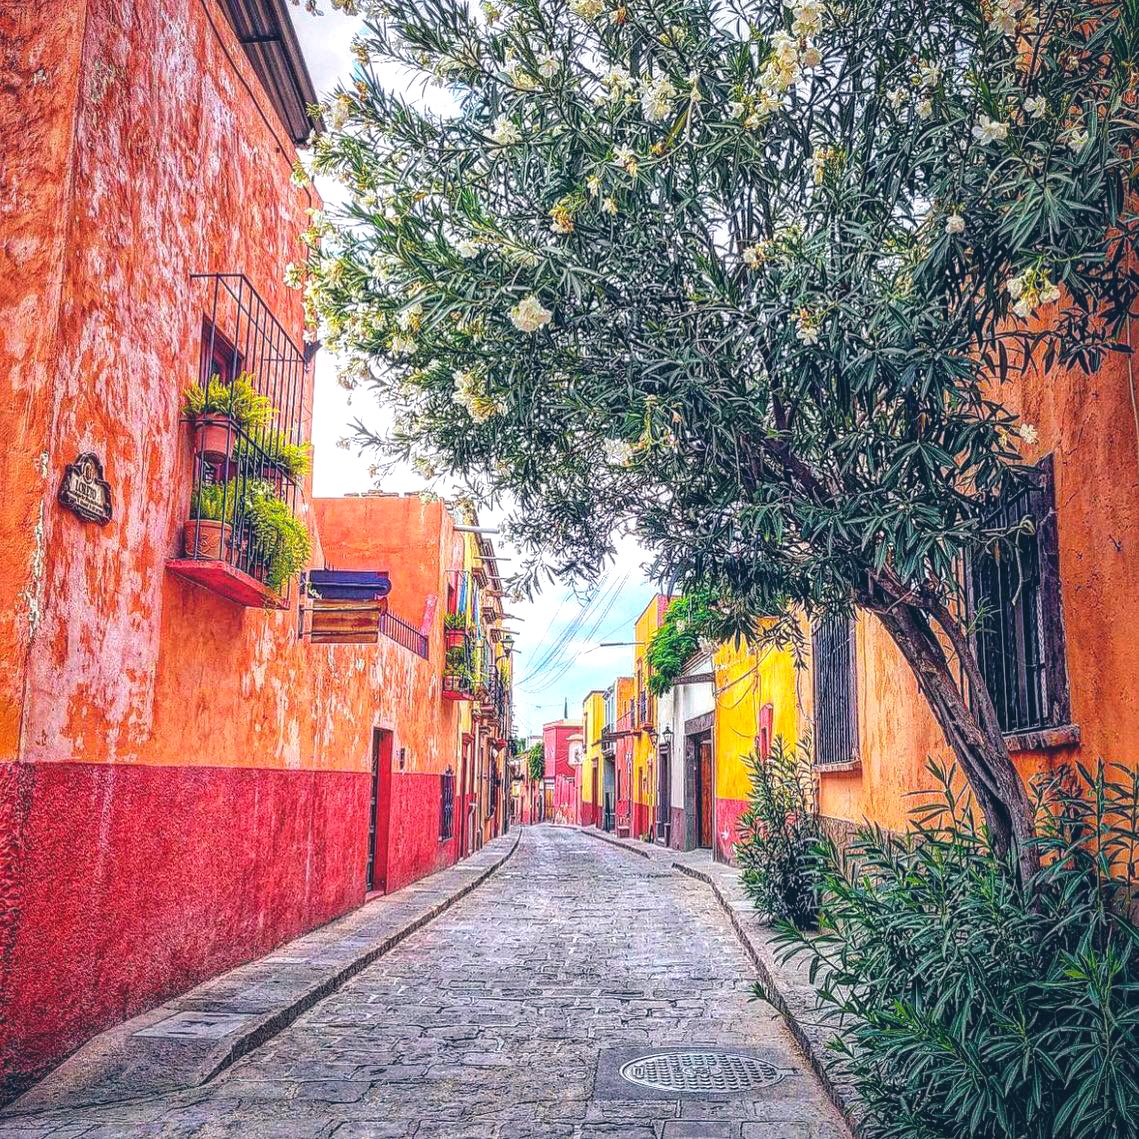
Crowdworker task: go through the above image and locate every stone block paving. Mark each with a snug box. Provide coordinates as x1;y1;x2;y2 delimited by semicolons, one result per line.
2;826;849;1139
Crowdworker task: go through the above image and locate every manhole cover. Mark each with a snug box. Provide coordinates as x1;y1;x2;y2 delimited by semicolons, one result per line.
619;1050;784;1093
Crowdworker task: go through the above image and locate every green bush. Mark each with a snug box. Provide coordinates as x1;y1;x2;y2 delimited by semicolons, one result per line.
527;743;545;783
736;738;822;929
776;761;1139;1139
645;590;721;695
236;427;313;481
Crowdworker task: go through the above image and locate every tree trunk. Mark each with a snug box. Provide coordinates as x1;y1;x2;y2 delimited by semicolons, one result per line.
870;599;1040;883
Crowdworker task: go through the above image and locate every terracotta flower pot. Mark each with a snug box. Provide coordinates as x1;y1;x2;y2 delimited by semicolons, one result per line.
194;413;237;461
444;627;468;650
183;518;232;561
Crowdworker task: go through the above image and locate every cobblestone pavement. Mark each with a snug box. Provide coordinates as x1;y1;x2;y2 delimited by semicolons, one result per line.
3;826;849;1139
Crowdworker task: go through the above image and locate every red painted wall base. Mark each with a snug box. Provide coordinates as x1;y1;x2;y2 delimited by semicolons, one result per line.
384;770;457;894
715;797;749;864
0;760;370;1100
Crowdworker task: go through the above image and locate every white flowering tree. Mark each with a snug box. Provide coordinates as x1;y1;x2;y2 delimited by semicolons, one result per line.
303;0;1139;876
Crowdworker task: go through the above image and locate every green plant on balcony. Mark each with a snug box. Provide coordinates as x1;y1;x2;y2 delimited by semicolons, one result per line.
444;611;469;631
188;480;238;524
245;481;312;592
182;372;273;431
183;372;276;461
183;479;239;561
235;426;312;483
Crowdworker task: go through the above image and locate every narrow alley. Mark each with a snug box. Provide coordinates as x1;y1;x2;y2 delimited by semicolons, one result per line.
2;827;848;1139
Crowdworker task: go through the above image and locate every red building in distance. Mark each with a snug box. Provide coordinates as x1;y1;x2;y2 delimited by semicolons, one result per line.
543;719;581;825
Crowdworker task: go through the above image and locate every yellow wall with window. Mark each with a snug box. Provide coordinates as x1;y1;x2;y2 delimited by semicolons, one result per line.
581;690;606;812
712;632;802;803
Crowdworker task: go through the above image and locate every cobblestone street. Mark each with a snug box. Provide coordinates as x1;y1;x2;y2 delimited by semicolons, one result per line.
3;827;849;1139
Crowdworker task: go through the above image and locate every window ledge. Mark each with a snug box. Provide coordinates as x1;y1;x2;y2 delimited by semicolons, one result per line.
814;759;862;775
1005;723;1080;754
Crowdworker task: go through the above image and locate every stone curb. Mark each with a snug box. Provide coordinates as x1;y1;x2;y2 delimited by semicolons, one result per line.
7;831;521;1119
581;826;860;1136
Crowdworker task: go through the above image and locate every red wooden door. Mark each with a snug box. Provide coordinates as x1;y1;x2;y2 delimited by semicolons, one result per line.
698;738;713;848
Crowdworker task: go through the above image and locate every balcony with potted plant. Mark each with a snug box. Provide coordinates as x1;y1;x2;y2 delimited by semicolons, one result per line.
167;274;313;607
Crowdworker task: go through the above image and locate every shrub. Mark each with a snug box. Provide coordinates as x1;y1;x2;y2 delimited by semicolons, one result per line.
775;761;1139;1139
527;743;545;783
736;738;822;929
645;590;721;695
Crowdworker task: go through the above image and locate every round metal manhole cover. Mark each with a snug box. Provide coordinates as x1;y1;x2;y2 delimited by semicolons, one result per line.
619;1050;784;1094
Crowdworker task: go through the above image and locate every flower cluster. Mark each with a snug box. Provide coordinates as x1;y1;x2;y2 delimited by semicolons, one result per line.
549;196;576;234
1006;266;1061;318
452;367;500;423
972;114;1009;146
985;0;1037;38
508;294;553;332
491;115;522;145
792;307;820;345
641;75;677;124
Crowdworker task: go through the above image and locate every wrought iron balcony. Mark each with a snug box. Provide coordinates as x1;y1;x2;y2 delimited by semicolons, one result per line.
168;274;310;608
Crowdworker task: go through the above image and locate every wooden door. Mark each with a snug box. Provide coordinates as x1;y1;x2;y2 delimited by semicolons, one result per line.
698;737;713;848
366;728;393;892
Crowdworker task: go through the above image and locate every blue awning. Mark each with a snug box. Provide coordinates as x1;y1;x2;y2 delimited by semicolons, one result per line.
308;569;391;601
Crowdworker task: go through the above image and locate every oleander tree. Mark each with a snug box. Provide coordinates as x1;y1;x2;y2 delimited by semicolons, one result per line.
301;0;1139;878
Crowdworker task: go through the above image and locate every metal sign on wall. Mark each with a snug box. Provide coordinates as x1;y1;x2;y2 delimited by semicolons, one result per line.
58;452;112;525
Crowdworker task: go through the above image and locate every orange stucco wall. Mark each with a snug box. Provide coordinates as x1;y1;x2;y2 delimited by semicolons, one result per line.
0;0;491;1099
818;352;1139;832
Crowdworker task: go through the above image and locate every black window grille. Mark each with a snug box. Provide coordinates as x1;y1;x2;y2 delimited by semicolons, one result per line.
813;615;858;766
965;457;1069;735
440;768;455;840
182;274;308;602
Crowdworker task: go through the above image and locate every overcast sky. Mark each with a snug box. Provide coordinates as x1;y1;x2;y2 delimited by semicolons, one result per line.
292;7;658;736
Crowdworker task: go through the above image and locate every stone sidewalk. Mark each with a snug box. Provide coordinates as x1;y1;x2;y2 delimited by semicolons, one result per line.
2;825;850;1139
579;829;855;1129
10;833;520;1116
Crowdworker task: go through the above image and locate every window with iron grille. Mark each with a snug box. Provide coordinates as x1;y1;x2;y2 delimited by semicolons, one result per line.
966;456;1069;735
440;768;455;840
812;615;858;766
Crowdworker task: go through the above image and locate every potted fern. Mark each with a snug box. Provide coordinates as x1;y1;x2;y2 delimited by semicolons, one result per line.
182;372;273;460
235;427;312;492
244;481;312;594
183;480;237;560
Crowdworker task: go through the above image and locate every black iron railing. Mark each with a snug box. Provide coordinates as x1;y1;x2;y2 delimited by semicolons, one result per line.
182;274;307;601
440;768;455;839
964;468;1065;735
813;615;858;765
379;610;429;658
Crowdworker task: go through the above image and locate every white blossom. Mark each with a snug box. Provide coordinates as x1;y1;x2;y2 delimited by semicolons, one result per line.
641;75;677;124
1018;422;1039;445
1024;94;1048;119
508;294;553;332
454;238;479;259
491;115;522;145
971;114;1009;145
945;212;965;235
603;438;634;466
537;53;560;79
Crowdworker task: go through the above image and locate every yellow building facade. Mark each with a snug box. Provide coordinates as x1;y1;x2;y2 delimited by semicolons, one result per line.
710;631;802;861
631;595;671;841
580;689;606;827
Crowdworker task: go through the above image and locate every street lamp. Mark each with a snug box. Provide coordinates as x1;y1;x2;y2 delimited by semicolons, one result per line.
660;725;674;751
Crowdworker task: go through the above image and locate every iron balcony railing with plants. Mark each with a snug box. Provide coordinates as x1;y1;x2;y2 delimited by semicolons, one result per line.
170;274;312;608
